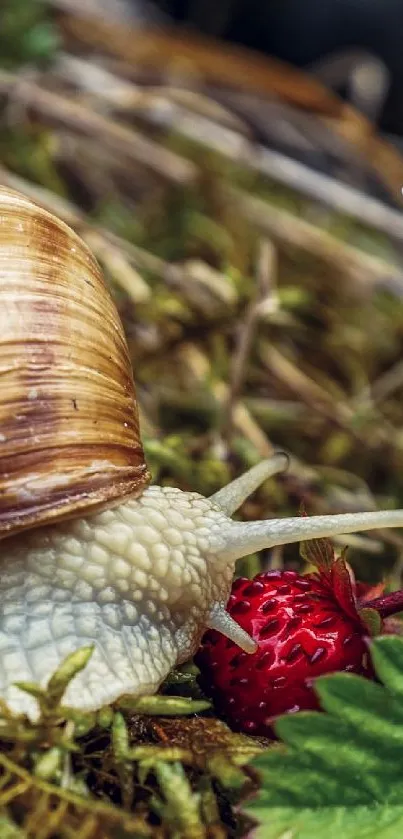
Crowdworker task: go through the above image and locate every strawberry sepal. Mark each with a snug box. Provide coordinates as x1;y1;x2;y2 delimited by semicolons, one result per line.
357;607;383;637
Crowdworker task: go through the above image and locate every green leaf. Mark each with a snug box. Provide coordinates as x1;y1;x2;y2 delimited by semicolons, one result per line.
117;694;210;715
15;647;94;722
0;0;59;68
34;746;62;781
47;646;94;707
358;607;382;637
154;762;203;837
207;753;247;789
111;712;136;809
97;706;114;729
250;805;403;839
0;815;26;839
112;711;130;762
369;634;403;695
246;635;403;838
14;681;45;699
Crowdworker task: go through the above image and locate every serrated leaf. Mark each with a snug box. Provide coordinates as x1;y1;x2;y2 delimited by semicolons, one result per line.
314;673;403;747
251;805;403;839
246;635;403;838
369;634;403;695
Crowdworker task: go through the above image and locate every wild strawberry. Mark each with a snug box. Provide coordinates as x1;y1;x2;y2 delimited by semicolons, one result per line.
195;538;399;737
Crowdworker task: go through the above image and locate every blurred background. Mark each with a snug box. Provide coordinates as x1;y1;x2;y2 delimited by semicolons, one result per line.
2;0;403;585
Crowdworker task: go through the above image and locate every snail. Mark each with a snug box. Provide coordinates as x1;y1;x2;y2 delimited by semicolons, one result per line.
1;185;403;722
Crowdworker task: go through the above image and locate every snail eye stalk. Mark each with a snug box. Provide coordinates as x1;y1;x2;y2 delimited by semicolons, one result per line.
209;453;289;515
207;604;258;653
211;507;403;564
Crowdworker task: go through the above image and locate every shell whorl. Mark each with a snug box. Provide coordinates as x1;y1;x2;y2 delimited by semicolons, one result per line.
0;186;150;537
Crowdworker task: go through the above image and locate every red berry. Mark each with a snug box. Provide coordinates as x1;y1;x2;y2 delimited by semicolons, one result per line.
195;569;373;737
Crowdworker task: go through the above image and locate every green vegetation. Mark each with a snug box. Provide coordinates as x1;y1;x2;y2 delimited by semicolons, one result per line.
2;2;403;835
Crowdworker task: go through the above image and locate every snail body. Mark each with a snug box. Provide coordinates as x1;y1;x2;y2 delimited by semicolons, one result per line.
1;186;403;721
0;485;239;717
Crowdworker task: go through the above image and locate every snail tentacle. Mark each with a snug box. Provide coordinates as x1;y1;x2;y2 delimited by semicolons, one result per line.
211;508;403;563
1;465;403;719
206;604;258;652
209;453;288;515
2;187;403;723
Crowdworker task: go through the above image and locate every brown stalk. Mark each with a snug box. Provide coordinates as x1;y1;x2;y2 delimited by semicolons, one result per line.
223;239;277;444
0;70;195;185
231;189;403;294
56;8;403;206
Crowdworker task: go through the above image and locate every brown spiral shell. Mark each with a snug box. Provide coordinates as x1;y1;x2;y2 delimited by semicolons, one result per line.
0;186;150;537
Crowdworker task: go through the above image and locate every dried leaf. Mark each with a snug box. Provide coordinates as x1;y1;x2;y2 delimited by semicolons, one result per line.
300;534;335;572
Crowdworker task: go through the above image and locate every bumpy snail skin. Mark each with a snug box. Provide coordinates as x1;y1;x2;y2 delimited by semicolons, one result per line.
2;190;403;721
0;455;287;719
0;484;251;720
2;454;403;720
